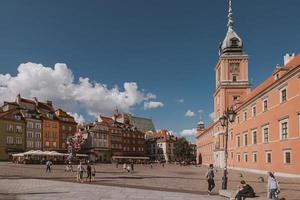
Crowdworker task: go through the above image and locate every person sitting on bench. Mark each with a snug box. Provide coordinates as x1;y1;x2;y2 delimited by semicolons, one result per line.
235;180;255;200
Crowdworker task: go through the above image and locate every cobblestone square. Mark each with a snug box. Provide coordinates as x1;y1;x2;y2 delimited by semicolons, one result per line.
1;162;300;199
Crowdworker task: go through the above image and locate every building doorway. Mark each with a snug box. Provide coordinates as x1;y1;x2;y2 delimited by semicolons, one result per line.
198;153;202;165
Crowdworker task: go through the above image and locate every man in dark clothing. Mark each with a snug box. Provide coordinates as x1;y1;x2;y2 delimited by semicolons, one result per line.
235;180;255;200
130;162;134;173
46;160;52;173
206;164;215;194
86;164;92;182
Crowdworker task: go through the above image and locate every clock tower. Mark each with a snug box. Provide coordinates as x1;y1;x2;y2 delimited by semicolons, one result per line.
213;0;251;122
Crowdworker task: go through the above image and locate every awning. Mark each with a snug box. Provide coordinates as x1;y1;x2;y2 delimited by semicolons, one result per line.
112;156;149;160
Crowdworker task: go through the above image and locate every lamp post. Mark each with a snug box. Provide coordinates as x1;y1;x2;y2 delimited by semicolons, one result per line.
219;107;236;190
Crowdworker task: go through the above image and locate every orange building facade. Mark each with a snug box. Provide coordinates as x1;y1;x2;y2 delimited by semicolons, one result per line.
196;0;300;176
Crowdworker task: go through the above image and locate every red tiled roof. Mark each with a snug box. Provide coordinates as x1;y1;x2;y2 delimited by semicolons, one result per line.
237;54;300;110
38;102;54;111
20;98;36;104
100;116;114;125
0;108;23;120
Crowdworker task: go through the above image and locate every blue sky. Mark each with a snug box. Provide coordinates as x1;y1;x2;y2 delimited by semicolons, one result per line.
0;0;299;141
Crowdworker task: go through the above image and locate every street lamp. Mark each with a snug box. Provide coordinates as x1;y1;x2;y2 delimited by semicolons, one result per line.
219;107;236;190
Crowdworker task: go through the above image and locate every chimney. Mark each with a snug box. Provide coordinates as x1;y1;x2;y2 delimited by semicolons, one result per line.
284;53;295;65
33;97;38;104
16;94;21;105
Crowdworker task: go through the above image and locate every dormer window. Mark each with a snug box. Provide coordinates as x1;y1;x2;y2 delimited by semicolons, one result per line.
231;38;239;47
47;113;53;120
15;115;21;120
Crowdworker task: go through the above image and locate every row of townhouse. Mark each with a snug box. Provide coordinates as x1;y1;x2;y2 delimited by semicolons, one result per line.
81;110;150;163
0;94;77;160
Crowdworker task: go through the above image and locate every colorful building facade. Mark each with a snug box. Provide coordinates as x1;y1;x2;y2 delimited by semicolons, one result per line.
0;109;25;160
0;95;77;159
55;109;77;151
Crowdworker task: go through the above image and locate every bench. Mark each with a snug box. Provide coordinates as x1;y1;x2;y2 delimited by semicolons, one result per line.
219;190;266;200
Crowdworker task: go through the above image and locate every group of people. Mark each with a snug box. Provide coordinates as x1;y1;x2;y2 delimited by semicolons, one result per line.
122;162;134;173
77;162;96;183
206;164;281;200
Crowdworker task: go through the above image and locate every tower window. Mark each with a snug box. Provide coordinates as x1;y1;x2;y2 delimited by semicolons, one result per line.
231;38;239;47
233;75;237;82
230;63;240;73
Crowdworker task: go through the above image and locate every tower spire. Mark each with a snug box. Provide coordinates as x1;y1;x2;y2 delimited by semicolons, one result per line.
227;0;234;30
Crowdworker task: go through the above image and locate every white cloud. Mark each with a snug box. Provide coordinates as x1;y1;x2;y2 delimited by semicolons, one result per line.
68;112;86;125
144;101;164;110
209;112;215;121
0;62;162;118
178;99;184;103
185;109;195;117
180;128;197;137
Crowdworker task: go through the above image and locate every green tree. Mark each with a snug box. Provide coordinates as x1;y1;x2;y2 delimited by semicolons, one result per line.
173;137;194;162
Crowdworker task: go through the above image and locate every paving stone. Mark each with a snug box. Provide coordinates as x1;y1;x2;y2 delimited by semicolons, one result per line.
0;162;298;199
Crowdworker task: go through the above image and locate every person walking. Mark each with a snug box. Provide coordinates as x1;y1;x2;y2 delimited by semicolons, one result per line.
130;162;134;172
46;160;52;173
206;164;215;195
86;163;92;182
77;162;85;183
268;172;280;200
91;164;96;181
126;163;131;173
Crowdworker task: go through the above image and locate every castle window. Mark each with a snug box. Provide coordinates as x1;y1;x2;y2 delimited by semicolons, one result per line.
252;130;257;145
280;118;289;140
263;99;268;112
244;153;248;162
253;152;257;163
263;126;269;143
244;112;247;121
266;151;272;163
284;150;291;164
236;135;241;147
252;106;256;117
280;88;287;103
244;133;248;146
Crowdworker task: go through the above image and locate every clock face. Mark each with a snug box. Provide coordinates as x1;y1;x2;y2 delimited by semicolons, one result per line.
230;63;239;73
